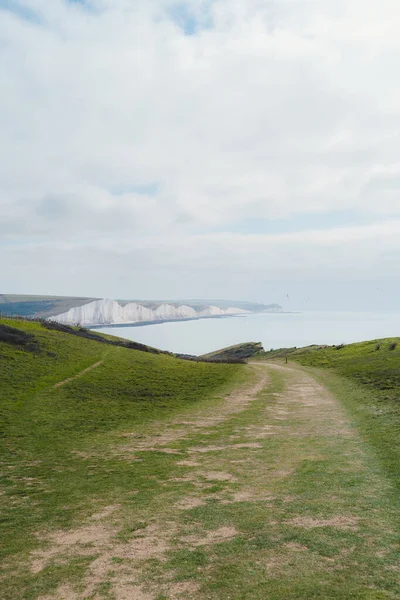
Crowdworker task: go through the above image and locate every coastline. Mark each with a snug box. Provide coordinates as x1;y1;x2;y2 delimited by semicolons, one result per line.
88;312;249;330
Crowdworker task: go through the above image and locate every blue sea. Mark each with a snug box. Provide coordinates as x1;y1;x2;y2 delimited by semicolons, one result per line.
94;310;400;356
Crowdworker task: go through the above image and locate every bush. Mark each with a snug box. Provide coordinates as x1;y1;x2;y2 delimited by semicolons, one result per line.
389;342;398;351
0;324;40;352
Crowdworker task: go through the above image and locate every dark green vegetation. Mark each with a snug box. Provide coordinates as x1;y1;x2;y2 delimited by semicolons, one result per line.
0;317;243;598
259;339;400;494
201;341;264;361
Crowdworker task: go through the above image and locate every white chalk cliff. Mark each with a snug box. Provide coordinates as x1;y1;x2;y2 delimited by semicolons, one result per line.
50;298;249;326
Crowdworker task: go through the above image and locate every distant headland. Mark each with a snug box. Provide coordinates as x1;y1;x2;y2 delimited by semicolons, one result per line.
0;294;282;327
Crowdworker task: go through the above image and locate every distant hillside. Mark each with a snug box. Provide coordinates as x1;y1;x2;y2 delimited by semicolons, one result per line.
142;299;280;313
200;342;264;361
0;294;281;325
0;294;97;318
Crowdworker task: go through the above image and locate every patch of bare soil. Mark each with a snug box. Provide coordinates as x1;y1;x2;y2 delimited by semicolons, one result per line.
182;526;238;547
284;542;308;551
231;442;263;449
113;523;174;560
70;450;93;459
202;471;237;482
245;424;283;438
220;490;255;504
189;445;227;453
189;442;262;454
288;515;359;530
32;516;177;599
115;368;268;456
112;584;155;600
138;447;182;455
176;459;201;467
32;516;237;599
38;583;80;600
31;522;112;574
167;581;201;598
273;469;295;478
90;504;121;521
39;581;154;600
176;497;206;510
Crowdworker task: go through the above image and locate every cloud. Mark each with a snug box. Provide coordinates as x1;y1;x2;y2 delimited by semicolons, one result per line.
1;0;400;302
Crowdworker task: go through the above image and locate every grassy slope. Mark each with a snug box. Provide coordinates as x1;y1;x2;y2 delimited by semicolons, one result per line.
0;318;244;595
1;321;399;598
258;338;400;495
201;342;264;361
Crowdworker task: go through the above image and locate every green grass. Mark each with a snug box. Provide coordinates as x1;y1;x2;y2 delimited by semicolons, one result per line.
2;320;399;599
201;342;263;361
258;337;400;393
258;338;400;495
96;365;398;599
0;317;244;597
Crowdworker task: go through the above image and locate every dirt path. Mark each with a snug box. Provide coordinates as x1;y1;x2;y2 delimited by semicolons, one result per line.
35;362;399;599
53;360;104;389
116;364;269;454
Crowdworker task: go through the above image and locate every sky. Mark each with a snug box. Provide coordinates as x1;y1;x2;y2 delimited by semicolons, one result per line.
1;0;400;310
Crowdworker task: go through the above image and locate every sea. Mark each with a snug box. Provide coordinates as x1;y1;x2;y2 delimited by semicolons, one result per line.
94;310;400;356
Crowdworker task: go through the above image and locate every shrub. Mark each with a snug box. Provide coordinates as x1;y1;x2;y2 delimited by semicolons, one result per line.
0;324;39;352
389;342;398;351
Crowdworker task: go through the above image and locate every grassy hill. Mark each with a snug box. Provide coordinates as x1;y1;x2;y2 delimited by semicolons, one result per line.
1;320;399;599
200;342;264;361
258;338;400;494
0;317;244;598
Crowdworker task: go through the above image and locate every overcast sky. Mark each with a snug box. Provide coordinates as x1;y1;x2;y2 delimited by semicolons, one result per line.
1;0;400;310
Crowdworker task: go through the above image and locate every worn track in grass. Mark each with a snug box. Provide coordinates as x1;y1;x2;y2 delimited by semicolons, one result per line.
53;360;105;388
12;363;400;598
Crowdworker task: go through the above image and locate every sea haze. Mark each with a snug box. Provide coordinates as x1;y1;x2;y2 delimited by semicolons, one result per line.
94;310;400;356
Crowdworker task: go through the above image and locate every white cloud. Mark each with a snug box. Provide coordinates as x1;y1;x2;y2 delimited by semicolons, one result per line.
1;0;400;302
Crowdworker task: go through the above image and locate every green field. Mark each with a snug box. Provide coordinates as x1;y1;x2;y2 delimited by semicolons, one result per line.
0;318;244;598
1;320;399;599
258;339;400;495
